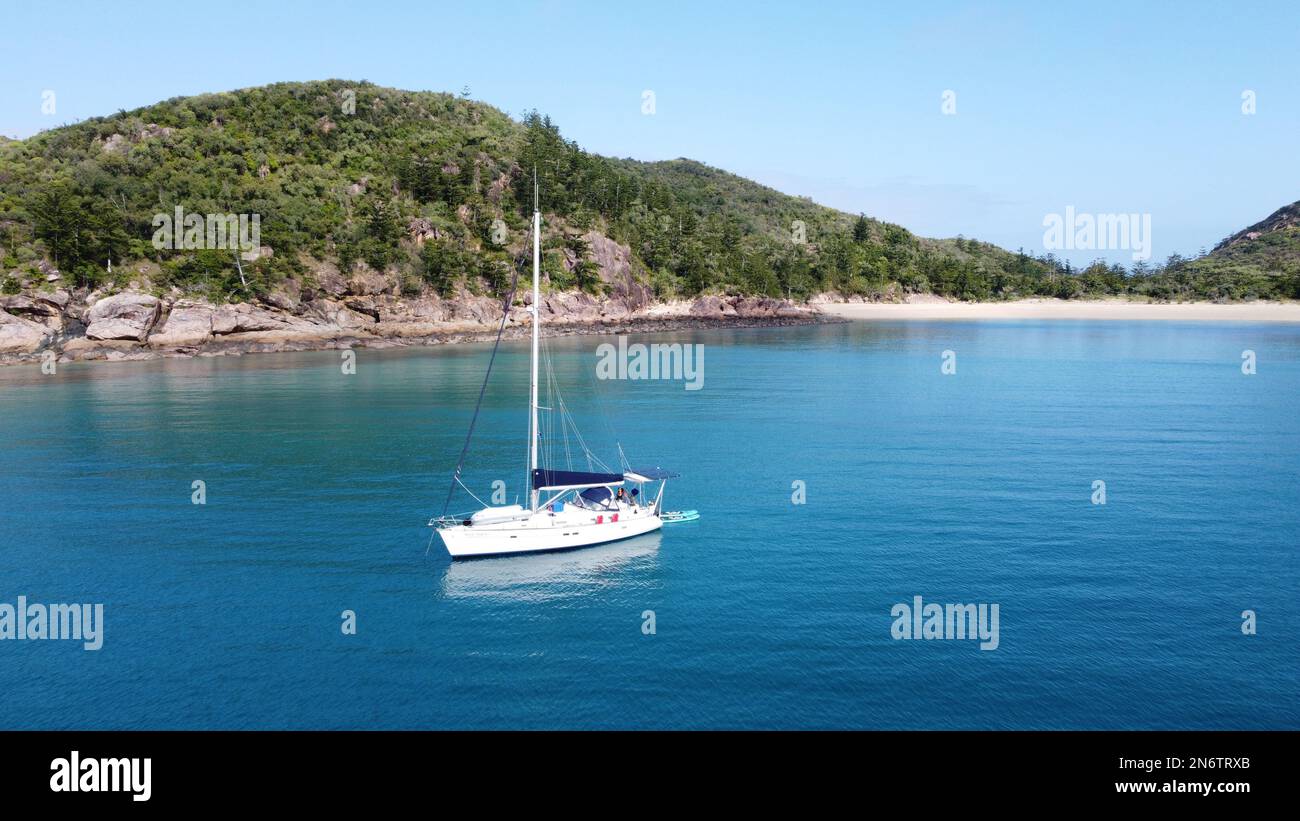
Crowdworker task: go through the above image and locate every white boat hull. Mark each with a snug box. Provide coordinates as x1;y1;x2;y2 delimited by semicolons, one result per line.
439;504;663;559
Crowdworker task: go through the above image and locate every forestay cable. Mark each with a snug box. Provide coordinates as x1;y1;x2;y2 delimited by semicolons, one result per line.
436;224;529;520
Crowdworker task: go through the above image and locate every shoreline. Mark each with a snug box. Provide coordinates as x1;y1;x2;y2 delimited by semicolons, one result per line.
7;293;1300;369
819;298;1300;323
0;311;834;368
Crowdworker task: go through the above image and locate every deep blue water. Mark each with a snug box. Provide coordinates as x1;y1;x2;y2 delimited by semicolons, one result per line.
1;319;1297;729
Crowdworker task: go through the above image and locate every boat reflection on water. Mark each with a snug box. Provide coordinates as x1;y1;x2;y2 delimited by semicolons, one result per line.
439;531;662;603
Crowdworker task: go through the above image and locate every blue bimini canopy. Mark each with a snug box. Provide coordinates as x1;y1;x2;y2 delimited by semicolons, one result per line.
625;466;680;482
532;468;625;490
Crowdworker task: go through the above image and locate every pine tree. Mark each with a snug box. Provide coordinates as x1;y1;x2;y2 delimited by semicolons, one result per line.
852;213;870;243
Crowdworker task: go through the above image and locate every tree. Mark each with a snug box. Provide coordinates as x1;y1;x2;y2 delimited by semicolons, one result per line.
419;241;461;297
85;200;131;269
28;181;84;268
852;213;870;243
478;255;512;296
358;196;403;270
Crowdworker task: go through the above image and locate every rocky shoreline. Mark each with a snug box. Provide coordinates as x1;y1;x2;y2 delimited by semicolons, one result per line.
0;224;837;367
0;284;831;367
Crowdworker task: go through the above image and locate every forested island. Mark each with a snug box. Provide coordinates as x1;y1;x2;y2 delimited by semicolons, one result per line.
1;80;1298;363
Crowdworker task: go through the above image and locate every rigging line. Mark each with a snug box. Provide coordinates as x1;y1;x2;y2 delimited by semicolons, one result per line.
539;328;597;471
542;361;551;473
543;346;572;470
455;475;492;509
542;331;575;475
528;276;615;477
437;220;528;520
560;372;574;471
539;333;551;472
546;337;557;470
557;387;614;473
543;334;571;470
557;389;600;471
551;348;575;471
577;337;630;470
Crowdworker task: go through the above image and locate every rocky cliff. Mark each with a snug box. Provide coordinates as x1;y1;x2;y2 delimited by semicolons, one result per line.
0;262;824;365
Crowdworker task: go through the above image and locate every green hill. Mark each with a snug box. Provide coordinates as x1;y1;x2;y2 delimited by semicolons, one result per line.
0;80;1296;303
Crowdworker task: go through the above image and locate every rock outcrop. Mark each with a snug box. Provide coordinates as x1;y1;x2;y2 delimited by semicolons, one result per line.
1;293;68;330
211;303;298;335
148;301;215;347
683;295;808;319
84;293;162;341
312;262;349;297
346;267;391;297
304;298;375;330
0;310;51;354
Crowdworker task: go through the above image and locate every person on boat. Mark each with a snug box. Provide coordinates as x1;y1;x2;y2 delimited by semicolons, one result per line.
629;488;639;509
615;487;628;506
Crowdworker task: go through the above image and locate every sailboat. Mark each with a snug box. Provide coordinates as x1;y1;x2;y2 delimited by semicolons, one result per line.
431;176;681;559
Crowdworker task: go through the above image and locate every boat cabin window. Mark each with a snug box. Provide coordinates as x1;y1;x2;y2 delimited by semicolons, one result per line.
577;487;617;510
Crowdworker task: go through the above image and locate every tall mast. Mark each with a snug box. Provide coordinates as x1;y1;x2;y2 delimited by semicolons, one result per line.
529;170;541;511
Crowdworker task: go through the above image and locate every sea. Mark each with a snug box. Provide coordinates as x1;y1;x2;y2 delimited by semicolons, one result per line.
1;319;1296;729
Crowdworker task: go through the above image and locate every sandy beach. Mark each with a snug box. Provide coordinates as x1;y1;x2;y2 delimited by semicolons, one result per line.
819;298;1300;323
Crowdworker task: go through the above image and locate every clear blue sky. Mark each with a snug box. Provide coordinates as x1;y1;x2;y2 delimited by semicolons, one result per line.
3;0;1298;265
